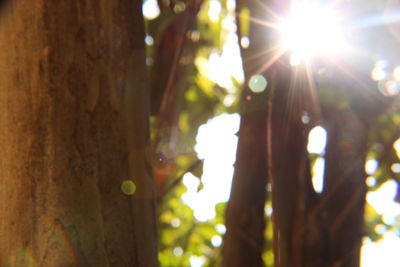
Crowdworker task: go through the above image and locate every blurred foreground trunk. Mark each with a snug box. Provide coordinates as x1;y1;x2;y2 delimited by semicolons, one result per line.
0;1;158;266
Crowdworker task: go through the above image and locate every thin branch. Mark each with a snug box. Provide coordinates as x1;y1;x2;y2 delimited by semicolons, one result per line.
157;159;203;201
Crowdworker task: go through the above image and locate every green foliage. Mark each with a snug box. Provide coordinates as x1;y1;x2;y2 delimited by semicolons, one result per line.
367;111;400;192
144;1;241;266
364;203;385;242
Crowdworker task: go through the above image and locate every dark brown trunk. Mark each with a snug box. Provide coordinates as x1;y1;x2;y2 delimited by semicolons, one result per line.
222;1;271;266
269;59;319;267
323;108;368;267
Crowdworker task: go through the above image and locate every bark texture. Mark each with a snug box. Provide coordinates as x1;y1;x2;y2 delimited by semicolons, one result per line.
0;1;157;266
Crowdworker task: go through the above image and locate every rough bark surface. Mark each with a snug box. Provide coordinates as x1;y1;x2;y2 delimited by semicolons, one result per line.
0;1;158;266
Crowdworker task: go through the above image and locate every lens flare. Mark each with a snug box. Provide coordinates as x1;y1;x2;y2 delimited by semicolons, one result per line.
278;3;348;63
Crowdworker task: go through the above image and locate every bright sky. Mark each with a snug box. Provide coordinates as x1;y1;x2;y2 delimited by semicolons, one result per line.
361;231;400;267
182;113;240;221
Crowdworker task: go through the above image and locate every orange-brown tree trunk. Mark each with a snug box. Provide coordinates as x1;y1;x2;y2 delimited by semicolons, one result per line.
0;1;158;266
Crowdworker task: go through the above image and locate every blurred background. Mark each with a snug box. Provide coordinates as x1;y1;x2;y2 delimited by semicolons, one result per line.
143;0;400;266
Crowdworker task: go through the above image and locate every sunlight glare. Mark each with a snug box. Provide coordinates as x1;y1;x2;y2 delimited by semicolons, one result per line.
142;0;160;20
248;74;268;93
290;53;302;66
279;3;348;62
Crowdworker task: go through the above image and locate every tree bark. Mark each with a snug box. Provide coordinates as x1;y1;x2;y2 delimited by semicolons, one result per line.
222;1;271;266
322;103;368;267
0;1;158;266
264;37;331;267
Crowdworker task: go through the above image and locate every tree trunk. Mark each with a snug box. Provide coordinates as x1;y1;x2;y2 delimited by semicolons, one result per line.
260;0;366;266
222;1;271;266
225;1;381;266
265;37;331;267
322;104;369;267
0;1;158;266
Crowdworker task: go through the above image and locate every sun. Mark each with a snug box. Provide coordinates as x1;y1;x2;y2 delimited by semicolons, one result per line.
278;2;349;65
